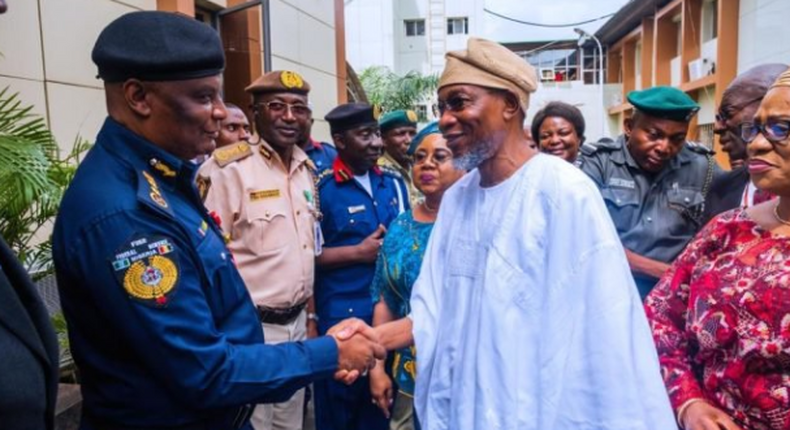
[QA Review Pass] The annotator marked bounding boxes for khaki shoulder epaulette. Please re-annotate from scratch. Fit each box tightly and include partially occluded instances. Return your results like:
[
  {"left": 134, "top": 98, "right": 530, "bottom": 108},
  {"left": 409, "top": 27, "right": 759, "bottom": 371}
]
[{"left": 213, "top": 142, "right": 253, "bottom": 167}]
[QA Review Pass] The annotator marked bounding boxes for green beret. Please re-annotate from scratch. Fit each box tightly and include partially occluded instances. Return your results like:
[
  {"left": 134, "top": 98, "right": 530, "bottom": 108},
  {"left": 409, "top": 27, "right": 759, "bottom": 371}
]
[
  {"left": 627, "top": 86, "right": 700, "bottom": 122},
  {"left": 246, "top": 70, "right": 311, "bottom": 95},
  {"left": 379, "top": 110, "right": 418, "bottom": 133},
  {"left": 92, "top": 11, "right": 224, "bottom": 83}
]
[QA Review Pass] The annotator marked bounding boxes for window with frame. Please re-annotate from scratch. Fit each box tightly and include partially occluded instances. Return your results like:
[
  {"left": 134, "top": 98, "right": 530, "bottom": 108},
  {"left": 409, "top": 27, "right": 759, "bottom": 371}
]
[
  {"left": 447, "top": 17, "right": 468, "bottom": 35},
  {"left": 404, "top": 19, "right": 426, "bottom": 37}
]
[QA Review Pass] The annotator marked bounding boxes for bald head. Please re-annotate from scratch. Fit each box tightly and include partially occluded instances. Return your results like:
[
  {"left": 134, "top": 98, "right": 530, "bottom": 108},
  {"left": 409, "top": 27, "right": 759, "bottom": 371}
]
[{"left": 715, "top": 63, "right": 789, "bottom": 168}]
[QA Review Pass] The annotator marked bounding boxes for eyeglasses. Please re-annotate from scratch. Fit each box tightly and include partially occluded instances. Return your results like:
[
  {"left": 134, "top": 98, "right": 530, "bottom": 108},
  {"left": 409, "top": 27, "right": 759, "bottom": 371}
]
[
  {"left": 715, "top": 97, "right": 763, "bottom": 124},
  {"left": 433, "top": 96, "right": 471, "bottom": 117},
  {"left": 255, "top": 101, "right": 312, "bottom": 118},
  {"left": 739, "top": 121, "right": 790, "bottom": 145},
  {"left": 413, "top": 149, "right": 453, "bottom": 165}
]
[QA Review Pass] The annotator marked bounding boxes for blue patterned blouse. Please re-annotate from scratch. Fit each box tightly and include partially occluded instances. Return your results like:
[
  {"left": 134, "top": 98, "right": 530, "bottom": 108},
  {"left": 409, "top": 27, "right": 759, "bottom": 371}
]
[{"left": 370, "top": 210, "right": 434, "bottom": 397}]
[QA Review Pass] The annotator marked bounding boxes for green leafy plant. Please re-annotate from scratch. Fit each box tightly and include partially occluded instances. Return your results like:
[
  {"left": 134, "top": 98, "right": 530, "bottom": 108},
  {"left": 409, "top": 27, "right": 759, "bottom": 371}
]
[
  {"left": 358, "top": 66, "right": 439, "bottom": 121},
  {"left": 0, "top": 87, "right": 91, "bottom": 278}
]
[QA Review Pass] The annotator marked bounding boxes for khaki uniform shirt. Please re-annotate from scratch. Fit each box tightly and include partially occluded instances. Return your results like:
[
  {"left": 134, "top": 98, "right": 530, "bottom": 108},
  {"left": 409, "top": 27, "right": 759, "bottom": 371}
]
[
  {"left": 378, "top": 153, "right": 421, "bottom": 206},
  {"left": 198, "top": 141, "right": 318, "bottom": 308}
]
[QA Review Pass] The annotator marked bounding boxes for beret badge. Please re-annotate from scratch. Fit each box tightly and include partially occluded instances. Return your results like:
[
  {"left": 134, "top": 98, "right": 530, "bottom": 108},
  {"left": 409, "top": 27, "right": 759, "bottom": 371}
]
[{"left": 280, "top": 71, "right": 304, "bottom": 90}]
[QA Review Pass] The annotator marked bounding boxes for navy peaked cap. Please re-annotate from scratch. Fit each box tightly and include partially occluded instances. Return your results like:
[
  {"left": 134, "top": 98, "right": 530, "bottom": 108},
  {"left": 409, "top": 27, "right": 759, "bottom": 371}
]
[
  {"left": 325, "top": 103, "right": 380, "bottom": 134},
  {"left": 92, "top": 11, "right": 225, "bottom": 83}
]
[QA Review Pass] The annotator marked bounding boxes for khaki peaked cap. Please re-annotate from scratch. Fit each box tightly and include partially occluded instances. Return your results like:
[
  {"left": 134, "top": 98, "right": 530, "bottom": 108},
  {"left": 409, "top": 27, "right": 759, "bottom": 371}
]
[
  {"left": 245, "top": 70, "right": 311, "bottom": 95},
  {"left": 439, "top": 38, "right": 538, "bottom": 110}
]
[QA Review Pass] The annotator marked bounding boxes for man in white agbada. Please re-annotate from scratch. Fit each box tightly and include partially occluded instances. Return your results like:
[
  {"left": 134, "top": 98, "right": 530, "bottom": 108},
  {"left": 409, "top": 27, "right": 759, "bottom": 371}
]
[{"left": 357, "top": 38, "right": 677, "bottom": 430}]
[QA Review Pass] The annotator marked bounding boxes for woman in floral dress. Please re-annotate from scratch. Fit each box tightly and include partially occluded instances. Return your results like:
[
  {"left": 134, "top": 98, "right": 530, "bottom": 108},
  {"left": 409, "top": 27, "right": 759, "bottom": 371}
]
[
  {"left": 646, "top": 68, "right": 790, "bottom": 430},
  {"left": 367, "top": 123, "right": 465, "bottom": 430}
]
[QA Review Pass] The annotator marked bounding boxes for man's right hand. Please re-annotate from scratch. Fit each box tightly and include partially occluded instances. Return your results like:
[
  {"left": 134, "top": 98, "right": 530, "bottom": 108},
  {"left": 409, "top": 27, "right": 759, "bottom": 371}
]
[
  {"left": 356, "top": 224, "right": 386, "bottom": 263},
  {"left": 681, "top": 401, "right": 743, "bottom": 430},
  {"left": 328, "top": 318, "right": 386, "bottom": 383}
]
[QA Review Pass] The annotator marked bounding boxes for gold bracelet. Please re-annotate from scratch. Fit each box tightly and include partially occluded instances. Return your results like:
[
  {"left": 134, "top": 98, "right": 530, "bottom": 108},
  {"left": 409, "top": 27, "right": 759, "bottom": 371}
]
[{"left": 676, "top": 398, "right": 707, "bottom": 429}]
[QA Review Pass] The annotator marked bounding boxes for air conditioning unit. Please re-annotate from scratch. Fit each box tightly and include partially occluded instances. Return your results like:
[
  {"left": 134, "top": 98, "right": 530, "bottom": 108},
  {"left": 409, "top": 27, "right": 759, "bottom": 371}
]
[
  {"left": 688, "top": 58, "right": 714, "bottom": 81},
  {"left": 540, "top": 68, "right": 555, "bottom": 81}
]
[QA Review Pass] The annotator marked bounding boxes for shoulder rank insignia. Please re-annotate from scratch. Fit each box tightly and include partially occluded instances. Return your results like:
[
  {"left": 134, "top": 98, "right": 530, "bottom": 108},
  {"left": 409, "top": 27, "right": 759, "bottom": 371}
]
[
  {"left": 140, "top": 170, "right": 170, "bottom": 210},
  {"left": 580, "top": 138, "right": 618, "bottom": 156},
  {"left": 213, "top": 142, "right": 252, "bottom": 167},
  {"left": 149, "top": 158, "right": 177, "bottom": 178},
  {"left": 315, "top": 168, "right": 334, "bottom": 188},
  {"left": 196, "top": 175, "right": 211, "bottom": 201},
  {"left": 379, "top": 164, "right": 403, "bottom": 178},
  {"left": 111, "top": 234, "right": 179, "bottom": 308},
  {"left": 259, "top": 145, "right": 272, "bottom": 160},
  {"left": 686, "top": 141, "right": 715, "bottom": 155}
]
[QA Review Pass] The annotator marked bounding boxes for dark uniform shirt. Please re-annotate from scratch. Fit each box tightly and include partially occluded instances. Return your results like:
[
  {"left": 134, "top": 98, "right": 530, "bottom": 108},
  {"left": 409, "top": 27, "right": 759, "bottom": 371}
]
[
  {"left": 53, "top": 118, "right": 338, "bottom": 430},
  {"left": 314, "top": 157, "right": 409, "bottom": 332},
  {"left": 304, "top": 139, "right": 338, "bottom": 172},
  {"left": 580, "top": 135, "right": 720, "bottom": 296}
]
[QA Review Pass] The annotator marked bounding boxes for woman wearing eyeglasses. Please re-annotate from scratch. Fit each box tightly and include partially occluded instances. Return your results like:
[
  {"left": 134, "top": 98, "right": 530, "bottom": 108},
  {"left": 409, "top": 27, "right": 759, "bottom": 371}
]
[
  {"left": 367, "top": 122, "right": 465, "bottom": 430},
  {"left": 645, "top": 68, "right": 790, "bottom": 430}
]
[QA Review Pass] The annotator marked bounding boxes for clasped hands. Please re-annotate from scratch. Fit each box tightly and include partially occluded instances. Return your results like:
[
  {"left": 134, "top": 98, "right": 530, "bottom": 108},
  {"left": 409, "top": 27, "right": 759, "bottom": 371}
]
[{"left": 328, "top": 318, "right": 386, "bottom": 385}]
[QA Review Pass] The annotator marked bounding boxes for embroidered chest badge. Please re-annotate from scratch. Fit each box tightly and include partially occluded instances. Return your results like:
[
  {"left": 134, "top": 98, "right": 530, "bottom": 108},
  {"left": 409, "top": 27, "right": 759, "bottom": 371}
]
[
  {"left": 250, "top": 189, "right": 281, "bottom": 201},
  {"left": 111, "top": 235, "right": 179, "bottom": 307}
]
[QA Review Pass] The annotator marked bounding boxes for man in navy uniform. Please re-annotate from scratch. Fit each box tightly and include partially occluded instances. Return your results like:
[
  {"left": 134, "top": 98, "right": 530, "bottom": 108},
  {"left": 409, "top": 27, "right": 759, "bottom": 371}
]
[
  {"left": 313, "top": 103, "right": 410, "bottom": 430},
  {"left": 301, "top": 118, "right": 338, "bottom": 172},
  {"left": 53, "top": 11, "right": 384, "bottom": 430},
  {"left": 580, "top": 86, "right": 720, "bottom": 298}
]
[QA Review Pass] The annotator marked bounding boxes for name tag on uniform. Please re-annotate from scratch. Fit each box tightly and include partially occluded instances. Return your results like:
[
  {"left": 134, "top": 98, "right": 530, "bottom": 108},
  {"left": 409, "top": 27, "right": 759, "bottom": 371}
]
[
  {"left": 348, "top": 205, "right": 366, "bottom": 214},
  {"left": 250, "top": 189, "right": 280, "bottom": 201},
  {"left": 608, "top": 178, "right": 635, "bottom": 189}
]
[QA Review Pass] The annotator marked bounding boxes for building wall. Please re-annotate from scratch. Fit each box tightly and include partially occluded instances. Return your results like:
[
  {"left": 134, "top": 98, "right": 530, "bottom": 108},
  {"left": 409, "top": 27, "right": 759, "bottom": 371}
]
[
  {"left": 344, "top": 0, "right": 396, "bottom": 75},
  {"left": 269, "top": 0, "right": 341, "bottom": 140},
  {"left": 738, "top": 0, "right": 790, "bottom": 73},
  {"left": 528, "top": 81, "right": 612, "bottom": 143},
  {"left": 345, "top": 0, "right": 483, "bottom": 76},
  {"left": 0, "top": 0, "right": 343, "bottom": 149}
]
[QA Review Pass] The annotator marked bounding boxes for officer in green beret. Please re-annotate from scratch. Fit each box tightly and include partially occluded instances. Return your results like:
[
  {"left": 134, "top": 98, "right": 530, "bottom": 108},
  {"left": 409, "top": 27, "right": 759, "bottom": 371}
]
[
  {"left": 580, "top": 86, "right": 722, "bottom": 299},
  {"left": 377, "top": 110, "right": 420, "bottom": 205}
]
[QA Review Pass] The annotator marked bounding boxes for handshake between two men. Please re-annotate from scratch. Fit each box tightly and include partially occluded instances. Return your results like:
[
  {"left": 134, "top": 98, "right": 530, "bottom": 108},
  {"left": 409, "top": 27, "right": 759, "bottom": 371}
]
[{"left": 327, "top": 318, "right": 387, "bottom": 385}]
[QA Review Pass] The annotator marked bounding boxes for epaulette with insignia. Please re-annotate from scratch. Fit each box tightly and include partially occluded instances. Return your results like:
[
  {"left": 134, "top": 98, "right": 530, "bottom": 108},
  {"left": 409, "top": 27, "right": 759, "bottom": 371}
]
[
  {"left": 196, "top": 175, "right": 211, "bottom": 202},
  {"left": 213, "top": 142, "right": 252, "bottom": 167},
  {"left": 580, "top": 138, "right": 618, "bottom": 156},
  {"left": 379, "top": 164, "right": 403, "bottom": 178},
  {"left": 315, "top": 168, "right": 334, "bottom": 188},
  {"left": 686, "top": 141, "right": 715, "bottom": 155}
]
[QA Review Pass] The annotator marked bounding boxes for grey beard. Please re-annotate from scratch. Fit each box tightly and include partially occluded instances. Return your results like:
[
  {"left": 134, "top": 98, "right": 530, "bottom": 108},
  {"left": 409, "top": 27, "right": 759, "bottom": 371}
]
[{"left": 451, "top": 138, "right": 497, "bottom": 170}]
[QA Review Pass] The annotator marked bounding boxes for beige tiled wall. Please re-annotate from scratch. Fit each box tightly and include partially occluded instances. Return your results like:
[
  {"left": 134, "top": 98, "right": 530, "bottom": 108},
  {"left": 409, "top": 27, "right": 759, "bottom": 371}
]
[
  {"left": 0, "top": 0, "right": 341, "bottom": 147},
  {"left": 0, "top": 0, "right": 154, "bottom": 149},
  {"left": 272, "top": 0, "right": 340, "bottom": 142}
]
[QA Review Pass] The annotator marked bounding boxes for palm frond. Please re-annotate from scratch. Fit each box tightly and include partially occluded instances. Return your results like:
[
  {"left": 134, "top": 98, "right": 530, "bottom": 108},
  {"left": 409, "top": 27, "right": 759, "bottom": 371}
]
[{"left": 0, "top": 87, "right": 91, "bottom": 273}]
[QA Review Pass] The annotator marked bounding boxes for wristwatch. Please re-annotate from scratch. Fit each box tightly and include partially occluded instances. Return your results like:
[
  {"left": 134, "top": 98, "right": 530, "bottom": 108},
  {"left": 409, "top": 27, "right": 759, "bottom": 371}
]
[{"left": 307, "top": 312, "right": 319, "bottom": 323}]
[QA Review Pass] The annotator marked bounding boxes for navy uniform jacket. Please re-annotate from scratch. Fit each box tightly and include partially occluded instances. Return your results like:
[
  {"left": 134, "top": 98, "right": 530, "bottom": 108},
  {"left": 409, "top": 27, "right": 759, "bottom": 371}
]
[
  {"left": 53, "top": 118, "right": 338, "bottom": 430},
  {"left": 314, "top": 158, "right": 409, "bottom": 332},
  {"left": 304, "top": 139, "right": 338, "bottom": 172},
  {"left": 579, "top": 135, "right": 720, "bottom": 295},
  {"left": 0, "top": 236, "right": 59, "bottom": 430}
]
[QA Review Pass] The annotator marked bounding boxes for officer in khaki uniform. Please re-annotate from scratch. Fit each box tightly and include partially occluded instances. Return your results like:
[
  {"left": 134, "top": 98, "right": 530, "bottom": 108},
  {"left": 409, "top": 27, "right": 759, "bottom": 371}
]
[
  {"left": 198, "top": 70, "right": 320, "bottom": 430},
  {"left": 377, "top": 110, "right": 420, "bottom": 205},
  {"left": 580, "top": 86, "right": 721, "bottom": 298}
]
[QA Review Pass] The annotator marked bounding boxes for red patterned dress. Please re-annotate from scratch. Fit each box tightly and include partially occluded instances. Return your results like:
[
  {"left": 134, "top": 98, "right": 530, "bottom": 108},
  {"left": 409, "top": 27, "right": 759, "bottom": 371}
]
[{"left": 645, "top": 209, "right": 790, "bottom": 430}]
